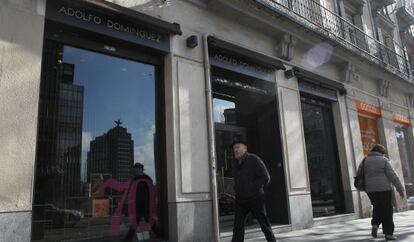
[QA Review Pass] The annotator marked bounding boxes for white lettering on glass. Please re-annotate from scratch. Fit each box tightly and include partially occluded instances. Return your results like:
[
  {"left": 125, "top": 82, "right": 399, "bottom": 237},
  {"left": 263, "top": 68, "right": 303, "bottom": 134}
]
[{"left": 58, "top": 6, "right": 162, "bottom": 43}]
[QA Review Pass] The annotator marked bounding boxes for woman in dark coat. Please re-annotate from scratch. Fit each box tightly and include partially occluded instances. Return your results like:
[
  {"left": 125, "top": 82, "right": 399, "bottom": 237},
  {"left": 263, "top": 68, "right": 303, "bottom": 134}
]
[{"left": 357, "top": 144, "right": 405, "bottom": 241}]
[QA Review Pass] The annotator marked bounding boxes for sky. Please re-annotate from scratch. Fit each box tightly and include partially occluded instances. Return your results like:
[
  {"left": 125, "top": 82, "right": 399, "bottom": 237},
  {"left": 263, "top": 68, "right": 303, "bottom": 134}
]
[
  {"left": 63, "top": 45, "right": 157, "bottom": 182},
  {"left": 213, "top": 98, "right": 235, "bottom": 123}
]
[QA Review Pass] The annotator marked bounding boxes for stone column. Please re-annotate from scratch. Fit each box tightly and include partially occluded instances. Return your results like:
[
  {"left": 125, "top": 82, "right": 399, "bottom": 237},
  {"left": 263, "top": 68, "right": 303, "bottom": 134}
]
[
  {"left": 343, "top": 95, "right": 372, "bottom": 217},
  {"left": 164, "top": 35, "right": 214, "bottom": 241},
  {"left": 276, "top": 69, "right": 313, "bottom": 229},
  {"left": 0, "top": 1, "right": 45, "bottom": 241},
  {"left": 332, "top": 93, "right": 359, "bottom": 215}
]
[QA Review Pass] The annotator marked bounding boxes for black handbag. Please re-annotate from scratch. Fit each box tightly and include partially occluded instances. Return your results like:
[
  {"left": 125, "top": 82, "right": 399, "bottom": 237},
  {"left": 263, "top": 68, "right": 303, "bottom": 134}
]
[{"left": 354, "top": 158, "right": 366, "bottom": 191}]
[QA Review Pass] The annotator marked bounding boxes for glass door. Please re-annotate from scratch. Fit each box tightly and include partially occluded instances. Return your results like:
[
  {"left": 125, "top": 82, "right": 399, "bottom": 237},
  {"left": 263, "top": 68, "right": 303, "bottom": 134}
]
[
  {"left": 211, "top": 72, "right": 289, "bottom": 234},
  {"left": 301, "top": 96, "right": 345, "bottom": 217}
]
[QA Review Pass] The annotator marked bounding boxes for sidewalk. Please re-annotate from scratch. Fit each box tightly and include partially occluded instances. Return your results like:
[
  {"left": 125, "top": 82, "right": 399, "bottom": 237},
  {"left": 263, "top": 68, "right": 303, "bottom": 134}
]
[{"left": 244, "top": 210, "right": 414, "bottom": 242}]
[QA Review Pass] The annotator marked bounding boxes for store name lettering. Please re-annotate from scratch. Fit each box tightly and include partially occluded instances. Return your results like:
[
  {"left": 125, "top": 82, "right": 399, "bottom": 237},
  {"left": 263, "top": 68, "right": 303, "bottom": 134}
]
[
  {"left": 357, "top": 102, "right": 380, "bottom": 115},
  {"left": 393, "top": 113, "right": 411, "bottom": 125},
  {"left": 58, "top": 6, "right": 162, "bottom": 43},
  {"left": 213, "top": 54, "right": 272, "bottom": 74}
]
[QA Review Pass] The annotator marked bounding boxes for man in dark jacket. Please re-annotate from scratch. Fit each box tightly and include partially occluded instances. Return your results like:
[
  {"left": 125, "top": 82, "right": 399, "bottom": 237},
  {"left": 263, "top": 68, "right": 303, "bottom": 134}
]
[{"left": 231, "top": 140, "right": 276, "bottom": 242}]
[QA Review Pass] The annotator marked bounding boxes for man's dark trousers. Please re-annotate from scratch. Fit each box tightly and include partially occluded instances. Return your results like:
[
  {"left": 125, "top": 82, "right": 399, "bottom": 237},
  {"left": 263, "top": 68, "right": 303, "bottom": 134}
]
[
  {"left": 232, "top": 194, "right": 276, "bottom": 242},
  {"left": 367, "top": 191, "right": 394, "bottom": 235}
]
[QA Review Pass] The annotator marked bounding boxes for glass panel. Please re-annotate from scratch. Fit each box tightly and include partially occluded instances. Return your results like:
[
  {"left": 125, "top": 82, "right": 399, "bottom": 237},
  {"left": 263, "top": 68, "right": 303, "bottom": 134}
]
[
  {"left": 33, "top": 43, "right": 161, "bottom": 241},
  {"left": 358, "top": 115, "right": 380, "bottom": 155},
  {"left": 301, "top": 97, "right": 344, "bottom": 217},
  {"left": 213, "top": 98, "right": 236, "bottom": 124},
  {"left": 212, "top": 75, "right": 288, "bottom": 234},
  {"left": 395, "top": 125, "right": 414, "bottom": 197}
]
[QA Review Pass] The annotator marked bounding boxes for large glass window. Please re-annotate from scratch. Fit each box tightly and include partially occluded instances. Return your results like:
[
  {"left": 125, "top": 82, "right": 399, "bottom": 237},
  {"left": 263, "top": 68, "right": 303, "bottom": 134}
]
[
  {"left": 395, "top": 125, "right": 414, "bottom": 197},
  {"left": 358, "top": 115, "right": 380, "bottom": 156},
  {"left": 32, "top": 42, "right": 163, "bottom": 242},
  {"left": 301, "top": 96, "right": 344, "bottom": 217},
  {"left": 211, "top": 71, "right": 289, "bottom": 234}
]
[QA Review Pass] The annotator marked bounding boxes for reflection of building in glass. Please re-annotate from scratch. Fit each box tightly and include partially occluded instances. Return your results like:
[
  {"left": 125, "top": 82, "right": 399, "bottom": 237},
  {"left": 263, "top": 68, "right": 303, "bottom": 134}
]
[
  {"left": 87, "top": 121, "right": 134, "bottom": 183},
  {"left": 34, "top": 60, "right": 84, "bottom": 209},
  {"left": 223, "top": 108, "right": 236, "bottom": 125},
  {"left": 58, "top": 80, "right": 84, "bottom": 198}
]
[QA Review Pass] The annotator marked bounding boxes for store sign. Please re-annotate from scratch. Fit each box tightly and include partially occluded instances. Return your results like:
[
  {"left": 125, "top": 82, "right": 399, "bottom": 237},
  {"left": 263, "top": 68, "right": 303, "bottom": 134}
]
[
  {"left": 356, "top": 101, "right": 381, "bottom": 116},
  {"left": 298, "top": 81, "right": 337, "bottom": 101},
  {"left": 210, "top": 50, "right": 275, "bottom": 82},
  {"left": 393, "top": 113, "right": 411, "bottom": 126},
  {"left": 212, "top": 76, "right": 269, "bottom": 95},
  {"left": 46, "top": 0, "right": 170, "bottom": 52}
]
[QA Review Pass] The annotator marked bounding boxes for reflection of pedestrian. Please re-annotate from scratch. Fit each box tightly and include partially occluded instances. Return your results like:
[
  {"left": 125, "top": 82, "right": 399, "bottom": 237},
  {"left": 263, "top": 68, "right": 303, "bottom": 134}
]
[
  {"left": 358, "top": 144, "right": 405, "bottom": 241},
  {"left": 123, "top": 163, "right": 154, "bottom": 241},
  {"left": 231, "top": 140, "right": 276, "bottom": 242}
]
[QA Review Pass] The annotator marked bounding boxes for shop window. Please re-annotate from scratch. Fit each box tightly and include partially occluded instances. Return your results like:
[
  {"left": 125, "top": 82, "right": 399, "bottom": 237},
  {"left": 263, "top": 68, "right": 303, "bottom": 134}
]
[
  {"left": 358, "top": 115, "right": 381, "bottom": 155},
  {"left": 32, "top": 42, "right": 164, "bottom": 242},
  {"left": 356, "top": 101, "right": 381, "bottom": 155},
  {"left": 395, "top": 124, "right": 414, "bottom": 197}
]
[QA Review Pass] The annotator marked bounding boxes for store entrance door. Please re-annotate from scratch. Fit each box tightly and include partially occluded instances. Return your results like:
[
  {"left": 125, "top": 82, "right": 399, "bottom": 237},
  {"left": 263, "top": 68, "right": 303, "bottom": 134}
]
[
  {"left": 212, "top": 73, "right": 289, "bottom": 233},
  {"left": 301, "top": 96, "right": 345, "bottom": 217}
]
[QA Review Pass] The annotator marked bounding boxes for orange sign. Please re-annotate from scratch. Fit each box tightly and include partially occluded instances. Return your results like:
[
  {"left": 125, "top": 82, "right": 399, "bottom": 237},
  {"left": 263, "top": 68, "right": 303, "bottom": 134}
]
[
  {"left": 92, "top": 198, "right": 109, "bottom": 218},
  {"left": 356, "top": 101, "right": 381, "bottom": 117},
  {"left": 392, "top": 113, "right": 411, "bottom": 126}
]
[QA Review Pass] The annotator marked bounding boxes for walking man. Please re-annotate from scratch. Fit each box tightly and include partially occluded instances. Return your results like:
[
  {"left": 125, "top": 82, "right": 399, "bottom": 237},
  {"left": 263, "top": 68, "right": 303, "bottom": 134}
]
[{"left": 231, "top": 139, "right": 276, "bottom": 242}]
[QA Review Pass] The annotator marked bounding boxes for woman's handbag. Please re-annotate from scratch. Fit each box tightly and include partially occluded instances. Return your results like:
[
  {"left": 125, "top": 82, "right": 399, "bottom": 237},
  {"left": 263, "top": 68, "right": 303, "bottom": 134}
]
[{"left": 354, "top": 158, "right": 366, "bottom": 191}]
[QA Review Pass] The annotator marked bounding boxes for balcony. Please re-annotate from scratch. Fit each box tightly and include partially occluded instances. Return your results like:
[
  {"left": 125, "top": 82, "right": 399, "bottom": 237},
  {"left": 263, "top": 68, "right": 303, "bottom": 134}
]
[
  {"left": 370, "top": 0, "right": 396, "bottom": 12},
  {"left": 255, "top": 0, "right": 411, "bottom": 82},
  {"left": 396, "top": 0, "right": 414, "bottom": 31}
]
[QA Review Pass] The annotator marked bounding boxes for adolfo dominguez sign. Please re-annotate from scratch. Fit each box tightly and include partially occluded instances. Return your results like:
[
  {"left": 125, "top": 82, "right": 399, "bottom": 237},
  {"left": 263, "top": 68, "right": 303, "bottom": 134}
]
[
  {"left": 209, "top": 49, "right": 275, "bottom": 82},
  {"left": 46, "top": 0, "right": 170, "bottom": 52},
  {"left": 58, "top": 6, "right": 163, "bottom": 42}
]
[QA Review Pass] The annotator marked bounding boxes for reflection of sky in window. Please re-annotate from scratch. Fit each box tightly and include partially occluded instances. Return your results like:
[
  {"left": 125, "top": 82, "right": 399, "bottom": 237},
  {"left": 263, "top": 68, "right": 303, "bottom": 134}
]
[
  {"left": 63, "top": 46, "right": 156, "bottom": 182},
  {"left": 213, "top": 98, "right": 235, "bottom": 123}
]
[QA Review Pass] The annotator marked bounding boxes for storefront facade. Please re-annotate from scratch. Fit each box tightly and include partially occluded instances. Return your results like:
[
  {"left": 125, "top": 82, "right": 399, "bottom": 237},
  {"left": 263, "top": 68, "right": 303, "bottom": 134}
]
[{"left": 1, "top": 0, "right": 414, "bottom": 241}]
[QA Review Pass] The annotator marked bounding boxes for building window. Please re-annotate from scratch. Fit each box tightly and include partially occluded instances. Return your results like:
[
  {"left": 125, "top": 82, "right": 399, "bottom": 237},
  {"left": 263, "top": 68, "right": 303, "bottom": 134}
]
[{"left": 339, "top": 0, "right": 368, "bottom": 50}]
